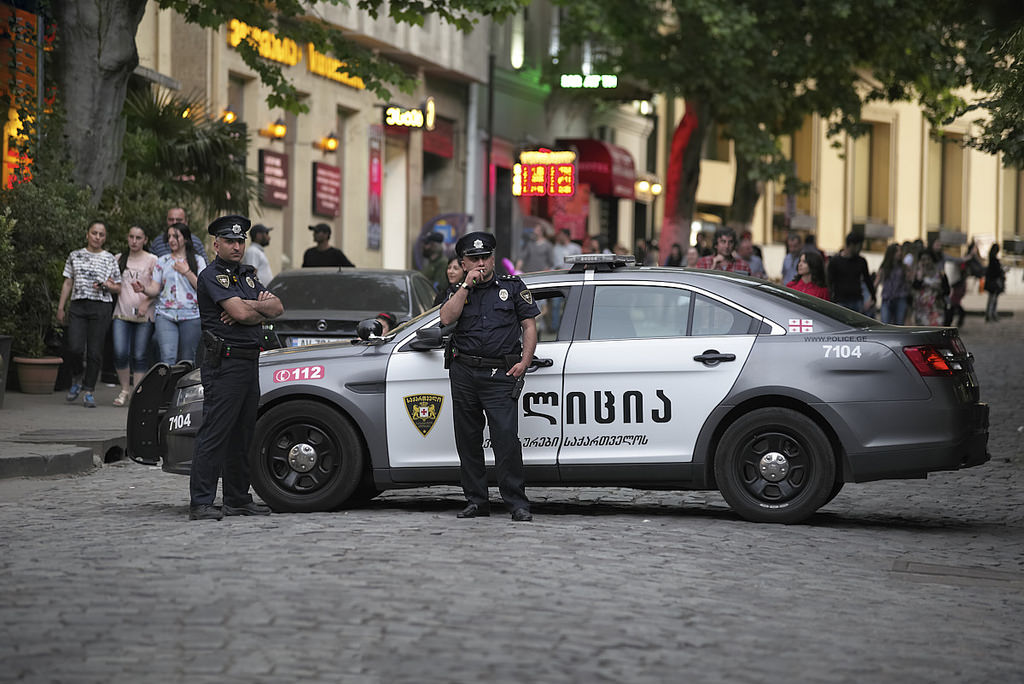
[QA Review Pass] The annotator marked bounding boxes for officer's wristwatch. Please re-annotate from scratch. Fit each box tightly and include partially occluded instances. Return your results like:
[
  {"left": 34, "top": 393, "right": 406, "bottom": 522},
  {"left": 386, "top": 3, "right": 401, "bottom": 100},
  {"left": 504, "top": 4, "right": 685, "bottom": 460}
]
[{"left": 460, "top": 281, "right": 470, "bottom": 290}]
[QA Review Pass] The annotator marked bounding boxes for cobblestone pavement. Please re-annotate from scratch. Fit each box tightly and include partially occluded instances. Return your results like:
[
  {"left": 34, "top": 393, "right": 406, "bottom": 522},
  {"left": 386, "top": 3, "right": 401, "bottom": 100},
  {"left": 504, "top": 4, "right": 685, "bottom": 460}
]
[{"left": 1, "top": 317, "right": 1022, "bottom": 684}]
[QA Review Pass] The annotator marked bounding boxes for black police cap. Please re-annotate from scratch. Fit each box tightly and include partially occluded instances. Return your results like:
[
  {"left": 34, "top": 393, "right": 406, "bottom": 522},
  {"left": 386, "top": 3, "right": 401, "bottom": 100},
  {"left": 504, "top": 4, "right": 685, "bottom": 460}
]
[
  {"left": 456, "top": 231, "right": 496, "bottom": 257},
  {"left": 208, "top": 215, "right": 251, "bottom": 240}
]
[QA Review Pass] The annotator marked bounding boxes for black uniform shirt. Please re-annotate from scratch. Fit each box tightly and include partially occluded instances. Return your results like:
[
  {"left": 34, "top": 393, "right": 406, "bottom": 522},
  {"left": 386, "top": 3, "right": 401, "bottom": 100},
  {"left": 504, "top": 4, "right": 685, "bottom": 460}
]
[
  {"left": 453, "top": 274, "right": 540, "bottom": 357},
  {"left": 197, "top": 256, "right": 267, "bottom": 347}
]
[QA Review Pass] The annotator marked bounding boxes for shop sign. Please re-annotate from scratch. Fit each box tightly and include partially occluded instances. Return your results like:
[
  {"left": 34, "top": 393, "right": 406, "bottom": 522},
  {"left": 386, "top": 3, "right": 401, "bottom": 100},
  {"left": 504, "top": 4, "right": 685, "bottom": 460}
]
[
  {"left": 312, "top": 162, "right": 341, "bottom": 217},
  {"left": 384, "top": 97, "right": 436, "bottom": 130},
  {"left": 307, "top": 44, "right": 365, "bottom": 89},
  {"left": 560, "top": 74, "right": 618, "bottom": 89},
  {"left": 259, "top": 150, "right": 289, "bottom": 206},
  {"left": 227, "top": 19, "right": 301, "bottom": 66},
  {"left": 512, "top": 149, "right": 576, "bottom": 197}
]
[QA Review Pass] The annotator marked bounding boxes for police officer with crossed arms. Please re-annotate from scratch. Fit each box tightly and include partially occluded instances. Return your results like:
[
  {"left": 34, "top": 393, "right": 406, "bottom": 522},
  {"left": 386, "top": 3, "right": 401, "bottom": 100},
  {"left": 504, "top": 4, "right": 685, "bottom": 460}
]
[
  {"left": 440, "top": 232, "right": 540, "bottom": 521},
  {"left": 189, "top": 215, "right": 284, "bottom": 521}
]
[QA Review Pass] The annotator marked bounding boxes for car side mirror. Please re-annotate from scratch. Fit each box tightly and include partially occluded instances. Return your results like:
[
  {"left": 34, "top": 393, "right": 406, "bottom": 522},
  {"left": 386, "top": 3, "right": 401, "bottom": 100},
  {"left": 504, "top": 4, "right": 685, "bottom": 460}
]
[
  {"left": 407, "top": 322, "right": 455, "bottom": 351},
  {"left": 357, "top": 318, "right": 383, "bottom": 340}
]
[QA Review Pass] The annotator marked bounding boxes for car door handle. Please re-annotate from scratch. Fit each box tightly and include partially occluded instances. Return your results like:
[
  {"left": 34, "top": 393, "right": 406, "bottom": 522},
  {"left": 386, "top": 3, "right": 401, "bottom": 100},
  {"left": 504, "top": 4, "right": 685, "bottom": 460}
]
[
  {"left": 528, "top": 357, "right": 553, "bottom": 372},
  {"left": 693, "top": 350, "right": 736, "bottom": 366}
]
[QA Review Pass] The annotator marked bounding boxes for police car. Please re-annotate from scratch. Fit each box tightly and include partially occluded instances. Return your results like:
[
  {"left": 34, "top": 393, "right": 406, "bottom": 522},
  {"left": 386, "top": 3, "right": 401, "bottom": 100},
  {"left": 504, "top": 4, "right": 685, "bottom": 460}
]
[{"left": 127, "top": 254, "right": 990, "bottom": 523}]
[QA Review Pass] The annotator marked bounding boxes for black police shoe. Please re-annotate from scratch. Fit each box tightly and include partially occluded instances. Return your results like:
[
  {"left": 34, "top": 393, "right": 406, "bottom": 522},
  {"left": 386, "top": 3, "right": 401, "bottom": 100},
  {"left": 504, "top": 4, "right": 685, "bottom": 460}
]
[
  {"left": 189, "top": 504, "right": 223, "bottom": 521},
  {"left": 456, "top": 503, "right": 490, "bottom": 518},
  {"left": 510, "top": 508, "right": 533, "bottom": 522},
  {"left": 223, "top": 502, "right": 272, "bottom": 516}
]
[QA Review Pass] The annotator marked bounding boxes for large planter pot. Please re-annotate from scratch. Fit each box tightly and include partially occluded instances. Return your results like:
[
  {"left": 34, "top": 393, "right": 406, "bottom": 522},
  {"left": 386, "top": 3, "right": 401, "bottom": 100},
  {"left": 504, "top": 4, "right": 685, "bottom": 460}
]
[{"left": 13, "top": 356, "right": 62, "bottom": 394}]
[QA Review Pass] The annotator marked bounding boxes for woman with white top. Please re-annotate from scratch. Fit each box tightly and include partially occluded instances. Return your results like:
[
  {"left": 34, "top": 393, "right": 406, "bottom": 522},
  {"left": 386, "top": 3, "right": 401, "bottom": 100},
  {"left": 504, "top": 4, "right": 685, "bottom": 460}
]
[
  {"left": 56, "top": 220, "right": 122, "bottom": 408},
  {"left": 143, "top": 222, "right": 206, "bottom": 366},
  {"left": 111, "top": 226, "right": 158, "bottom": 406}
]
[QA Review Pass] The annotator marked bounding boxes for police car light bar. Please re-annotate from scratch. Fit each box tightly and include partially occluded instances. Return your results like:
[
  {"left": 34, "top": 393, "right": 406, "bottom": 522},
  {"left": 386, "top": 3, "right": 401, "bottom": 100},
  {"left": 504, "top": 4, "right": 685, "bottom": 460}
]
[{"left": 565, "top": 253, "right": 635, "bottom": 273}]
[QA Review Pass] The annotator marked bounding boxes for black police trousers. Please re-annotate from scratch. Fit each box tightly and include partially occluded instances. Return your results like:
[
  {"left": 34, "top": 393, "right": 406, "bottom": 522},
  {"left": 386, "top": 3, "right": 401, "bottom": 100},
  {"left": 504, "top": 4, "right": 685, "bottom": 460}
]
[
  {"left": 189, "top": 355, "right": 259, "bottom": 506},
  {"left": 449, "top": 360, "right": 529, "bottom": 511}
]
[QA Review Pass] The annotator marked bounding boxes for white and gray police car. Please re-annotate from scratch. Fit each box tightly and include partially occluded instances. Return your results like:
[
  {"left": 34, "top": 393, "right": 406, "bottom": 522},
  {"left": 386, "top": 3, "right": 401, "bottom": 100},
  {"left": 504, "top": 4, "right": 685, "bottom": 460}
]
[{"left": 127, "top": 254, "right": 990, "bottom": 523}]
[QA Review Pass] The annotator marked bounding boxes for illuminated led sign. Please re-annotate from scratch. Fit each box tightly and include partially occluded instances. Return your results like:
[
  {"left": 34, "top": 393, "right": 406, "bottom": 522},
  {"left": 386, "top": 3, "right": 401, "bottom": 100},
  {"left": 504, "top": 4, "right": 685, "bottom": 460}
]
[
  {"left": 307, "top": 44, "right": 365, "bottom": 89},
  {"left": 560, "top": 74, "right": 618, "bottom": 89},
  {"left": 512, "top": 148, "right": 576, "bottom": 197},
  {"left": 383, "top": 97, "right": 436, "bottom": 130},
  {"left": 227, "top": 19, "right": 301, "bottom": 66}
]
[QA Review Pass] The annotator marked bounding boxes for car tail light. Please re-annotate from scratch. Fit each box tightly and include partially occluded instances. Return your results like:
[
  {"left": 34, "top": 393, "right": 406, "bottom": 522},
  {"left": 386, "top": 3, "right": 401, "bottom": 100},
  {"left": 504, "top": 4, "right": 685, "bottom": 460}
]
[{"left": 903, "top": 345, "right": 953, "bottom": 376}]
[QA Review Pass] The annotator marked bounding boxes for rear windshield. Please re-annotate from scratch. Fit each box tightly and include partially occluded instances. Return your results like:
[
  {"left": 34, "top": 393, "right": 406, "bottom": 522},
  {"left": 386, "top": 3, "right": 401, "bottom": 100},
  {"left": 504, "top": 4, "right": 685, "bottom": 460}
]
[
  {"left": 269, "top": 273, "right": 411, "bottom": 313},
  {"left": 754, "top": 281, "right": 884, "bottom": 328}
]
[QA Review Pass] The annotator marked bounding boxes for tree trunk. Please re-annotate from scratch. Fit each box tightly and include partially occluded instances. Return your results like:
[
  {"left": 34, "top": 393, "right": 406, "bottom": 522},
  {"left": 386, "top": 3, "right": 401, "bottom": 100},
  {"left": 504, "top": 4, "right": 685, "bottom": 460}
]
[
  {"left": 51, "top": 0, "right": 148, "bottom": 203},
  {"left": 729, "top": 152, "right": 762, "bottom": 228},
  {"left": 658, "top": 97, "right": 711, "bottom": 260}
]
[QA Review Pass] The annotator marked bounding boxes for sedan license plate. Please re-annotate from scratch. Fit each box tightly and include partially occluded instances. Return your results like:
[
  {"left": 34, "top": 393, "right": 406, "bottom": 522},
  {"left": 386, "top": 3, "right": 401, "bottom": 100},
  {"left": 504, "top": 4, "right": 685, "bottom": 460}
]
[{"left": 287, "top": 336, "right": 332, "bottom": 347}]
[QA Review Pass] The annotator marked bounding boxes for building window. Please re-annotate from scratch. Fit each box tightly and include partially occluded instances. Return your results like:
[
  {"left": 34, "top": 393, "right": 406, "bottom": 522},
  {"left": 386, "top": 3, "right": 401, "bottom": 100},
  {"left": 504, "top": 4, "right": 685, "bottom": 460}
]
[
  {"left": 926, "top": 132, "right": 963, "bottom": 231},
  {"left": 851, "top": 121, "right": 891, "bottom": 224},
  {"left": 1000, "top": 164, "right": 1024, "bottom": 240},
  {"left": 700, "top": 123, "right": 730, "bottom": 162}
]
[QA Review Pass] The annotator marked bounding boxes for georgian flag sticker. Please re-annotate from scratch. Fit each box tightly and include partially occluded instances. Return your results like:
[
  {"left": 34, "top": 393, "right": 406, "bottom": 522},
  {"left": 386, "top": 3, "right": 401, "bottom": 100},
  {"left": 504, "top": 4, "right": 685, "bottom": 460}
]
[{"left": 788, "top": 318, "right": 814, "bottom": 333}]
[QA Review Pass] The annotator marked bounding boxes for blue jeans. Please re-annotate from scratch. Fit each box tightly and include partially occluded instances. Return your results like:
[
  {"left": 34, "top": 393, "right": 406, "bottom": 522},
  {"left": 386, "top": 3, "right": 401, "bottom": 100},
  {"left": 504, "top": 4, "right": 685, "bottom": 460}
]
[
  {"left": 154, "top": 315, "right": 201, "bottom": 365},
  {"left": 112, "top": 318, "right": 154, "bottom": 374},
  {"left": 880, "top": 297, "right": 908, "bottom": 325}
]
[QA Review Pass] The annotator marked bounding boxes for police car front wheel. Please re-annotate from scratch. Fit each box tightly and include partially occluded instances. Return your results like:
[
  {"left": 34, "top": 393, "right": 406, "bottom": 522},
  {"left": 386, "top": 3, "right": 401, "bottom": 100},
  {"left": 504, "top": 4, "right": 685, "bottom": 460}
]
[
  {"left": 713, "top": 407, "right": 836, "bottom": 524},
  {"left": 250, "top": 400, "right": 367, "bottom": 513}
]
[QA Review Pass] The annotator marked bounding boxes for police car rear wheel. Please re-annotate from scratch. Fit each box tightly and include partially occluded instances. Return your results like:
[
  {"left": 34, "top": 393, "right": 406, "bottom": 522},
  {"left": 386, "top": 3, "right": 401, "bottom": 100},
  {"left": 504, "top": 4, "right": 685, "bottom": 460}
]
[
  {"left": 251, "top": 401, "right": 366, "bottom": 513},
  {"left": 714, "top": 408, "right": 835, "bottom": 524}
]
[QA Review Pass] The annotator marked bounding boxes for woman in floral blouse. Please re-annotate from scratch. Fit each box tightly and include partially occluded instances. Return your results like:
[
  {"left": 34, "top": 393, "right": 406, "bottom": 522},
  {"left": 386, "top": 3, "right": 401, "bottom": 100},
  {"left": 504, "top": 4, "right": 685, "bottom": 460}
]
[{"left": 143, "top": 223, "right": 206, "bottom": 365}]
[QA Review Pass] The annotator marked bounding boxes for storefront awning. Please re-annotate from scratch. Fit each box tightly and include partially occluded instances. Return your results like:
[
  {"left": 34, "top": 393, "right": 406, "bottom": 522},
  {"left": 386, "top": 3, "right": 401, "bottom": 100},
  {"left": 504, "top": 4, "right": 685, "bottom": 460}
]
[{"left": 556, "top": 138, "right": 636, "bottom": 199}]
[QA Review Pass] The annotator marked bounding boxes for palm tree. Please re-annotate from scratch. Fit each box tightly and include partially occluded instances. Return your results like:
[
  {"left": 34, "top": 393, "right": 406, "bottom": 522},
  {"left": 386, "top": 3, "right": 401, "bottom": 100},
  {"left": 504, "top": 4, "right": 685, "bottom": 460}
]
[{"left": 120, "top": 87, "right": 256, "bottom": 222}]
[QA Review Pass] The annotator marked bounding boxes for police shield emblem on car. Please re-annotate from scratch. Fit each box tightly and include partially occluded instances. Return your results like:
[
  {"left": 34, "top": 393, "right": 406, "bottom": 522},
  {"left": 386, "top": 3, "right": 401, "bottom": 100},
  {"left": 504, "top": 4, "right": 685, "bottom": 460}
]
[{"left": 128, "top": 254, "right": 990, "bottom": 524}]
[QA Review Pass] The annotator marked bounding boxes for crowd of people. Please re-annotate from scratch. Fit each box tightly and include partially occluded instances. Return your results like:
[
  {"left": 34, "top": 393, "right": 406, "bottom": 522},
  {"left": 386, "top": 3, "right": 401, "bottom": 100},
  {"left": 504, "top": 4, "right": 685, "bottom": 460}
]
[{"left": 56, "top": 207, "right": 361, "bottom": 408}]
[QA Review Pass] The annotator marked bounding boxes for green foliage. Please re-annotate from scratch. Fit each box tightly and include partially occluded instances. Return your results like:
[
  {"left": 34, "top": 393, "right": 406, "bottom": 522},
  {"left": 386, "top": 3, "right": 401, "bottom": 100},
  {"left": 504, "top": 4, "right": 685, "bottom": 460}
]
[
  {"left": 0, "top": 208, "right": 23, "bottom": 336},
  {"left": 0, "top": 129, "right": 93, "bottom": 356},
  {"left": 100, "top": 87, "right": 255, "bottom": 233},
  {"left": 156, "top": 0, "right": 527, "bottom": 113}
]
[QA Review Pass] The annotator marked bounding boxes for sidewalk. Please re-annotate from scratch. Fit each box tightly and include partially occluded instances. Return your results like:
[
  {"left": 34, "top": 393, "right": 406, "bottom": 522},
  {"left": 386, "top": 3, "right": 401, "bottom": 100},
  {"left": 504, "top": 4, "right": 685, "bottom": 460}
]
[
  {"left": 1, "top": 292, "right": 1021, "bottom": 480},
  {"left": 0, "top": 383, "right": 129, "bottom": 479}
]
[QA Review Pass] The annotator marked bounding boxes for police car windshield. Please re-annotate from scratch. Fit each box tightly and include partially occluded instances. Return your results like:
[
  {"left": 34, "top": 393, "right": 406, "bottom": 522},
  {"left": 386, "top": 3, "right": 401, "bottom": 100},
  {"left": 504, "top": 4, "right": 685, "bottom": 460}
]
[{"left": 268, "top": 272, "right": 410, "bottom": 313}]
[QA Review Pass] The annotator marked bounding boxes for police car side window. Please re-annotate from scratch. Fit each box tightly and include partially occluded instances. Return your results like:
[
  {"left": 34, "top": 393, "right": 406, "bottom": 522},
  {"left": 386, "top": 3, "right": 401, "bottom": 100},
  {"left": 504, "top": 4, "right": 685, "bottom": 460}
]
[
  {"left": 590, "top": 285, "right": 690, "bottom": 340},
  {"left": 532, "top": 290, "right": 566, "bottom": 343},
  {"left": 691, "top": 294, "right": 755, "bottom": 336}
]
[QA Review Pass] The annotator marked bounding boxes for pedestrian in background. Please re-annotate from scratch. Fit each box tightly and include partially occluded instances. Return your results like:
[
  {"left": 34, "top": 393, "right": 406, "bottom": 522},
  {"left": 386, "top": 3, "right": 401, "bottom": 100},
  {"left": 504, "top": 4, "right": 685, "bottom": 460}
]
[
  {"left": 240, "top": 223, "right": 274, "bottom": 284},
  {"left": 911, "top": 251, "right": 948, "bottom": 326},
  {"left": 189, "top": 215, "right": 283, "bottom": 521},
  {"left": 111, "top": 225, "right": 157, "bottom": 406},
  {"left": 56, "top": 220, "right": 121, "bottom": 408},
  {"left": 303, "top": 223, "right": 354, "bottom": 267},
  {"left": 984, "top": 243, "right": 1005, "bottom": 322},
  {"left": 440, "top": 231, "right": 540, "bottom": 522},
  {"left": 828, "top": 232, "right": 874, "bottom": 314},
  {"left": 150, "top": 207, "right": 208, "bottom": 262},
  {"left": 419, "top": 232, "right": 448, "bottom": 293},
  {"left": 433, "top": 256, "right": 465, "bottom": 306},
  {"left": 551, "top": 229, "right": 581, "bottom": 268},
  {"left": 695, "top": 226, "right": 751, "bottom": 274},
  {"left": 875, "top": 243, "right": 911, "bottom": 325},
  {"left": 786, "top": 251, "right": 830, "bottom": 300},
  {"left": 517, "top": 224, "right": 555, "bottom": 272},
  {"left": 664, "top": 243, "right": 684, "bottom": 266},
  {"left": 780, "top": 232, "right": 803, "bottom": 285},
  {"left": 144, "top": 223, "right": 206, "bottom": 366},
  {"left": 737, "top": 235, "right": 766, "bottom": 278}
]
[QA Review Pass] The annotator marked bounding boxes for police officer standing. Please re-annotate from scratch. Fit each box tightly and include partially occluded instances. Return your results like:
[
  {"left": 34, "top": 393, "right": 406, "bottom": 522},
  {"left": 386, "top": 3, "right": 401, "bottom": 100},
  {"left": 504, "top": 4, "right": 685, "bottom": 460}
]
[
  {"left": 439, "top": 232, "right": 540, "bottom": 522},
  {"left": 188, "top": 215, "right": 284, "bottom": 521}
]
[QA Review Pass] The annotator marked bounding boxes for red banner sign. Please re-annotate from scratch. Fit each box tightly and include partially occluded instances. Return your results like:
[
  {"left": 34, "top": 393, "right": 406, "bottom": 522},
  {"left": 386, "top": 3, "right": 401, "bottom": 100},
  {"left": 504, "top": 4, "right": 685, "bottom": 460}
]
[
  {"left": 259, "top": 150, "right": 289, "bottom": 206},
  {"left": 312, "top": 161, "right": 341, "bottom": 217}
]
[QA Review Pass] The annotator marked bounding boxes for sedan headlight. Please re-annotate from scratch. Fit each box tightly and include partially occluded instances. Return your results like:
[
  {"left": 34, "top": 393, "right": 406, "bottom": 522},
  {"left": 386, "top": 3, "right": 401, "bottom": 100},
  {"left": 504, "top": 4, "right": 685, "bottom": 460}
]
[{"left": 176, "top": 383, "right": 204, "bottom": 407}]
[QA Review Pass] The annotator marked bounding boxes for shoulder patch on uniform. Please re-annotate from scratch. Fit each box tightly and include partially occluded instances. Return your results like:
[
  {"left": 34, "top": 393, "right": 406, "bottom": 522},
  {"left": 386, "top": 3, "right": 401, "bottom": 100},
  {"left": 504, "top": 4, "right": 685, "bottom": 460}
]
[
  {"left": 520, "top": 289, "right": 533, "bottom": 305},
  {"left": 215, "top": 274, "right": 231, "bottom": 288}
]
